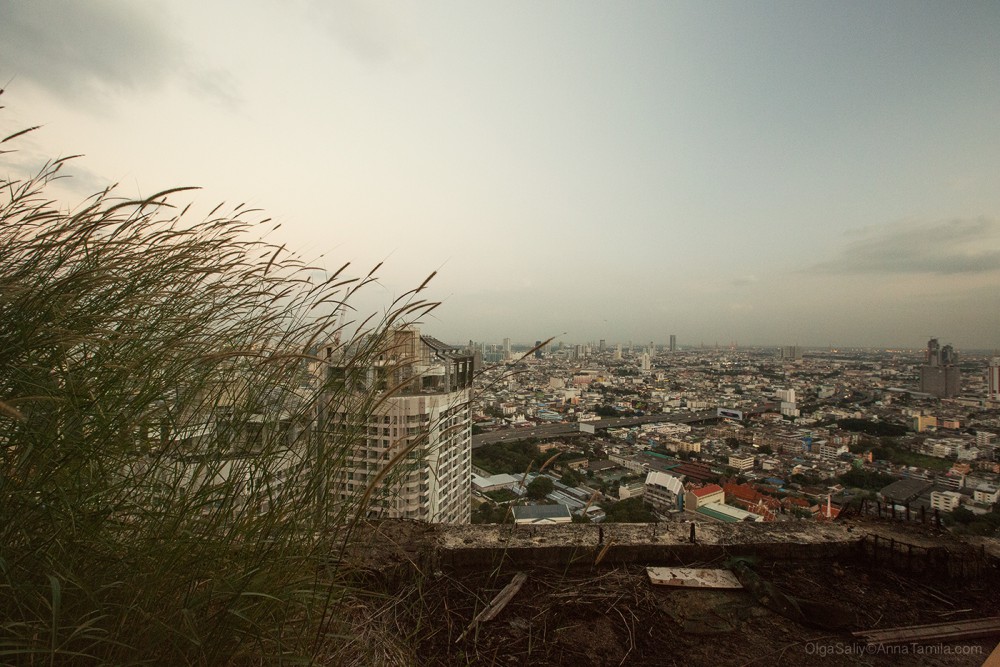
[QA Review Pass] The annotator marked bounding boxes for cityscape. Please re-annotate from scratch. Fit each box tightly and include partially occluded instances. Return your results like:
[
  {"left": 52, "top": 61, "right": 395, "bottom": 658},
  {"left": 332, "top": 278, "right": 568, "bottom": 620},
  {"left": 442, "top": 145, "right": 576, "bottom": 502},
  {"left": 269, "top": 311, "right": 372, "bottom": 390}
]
[
  {"left": 3, "top": 1, "right": 1000, "bottom": 664},
  {"left": 335, "top": 329, "right": 1000, "bottom": 533}
]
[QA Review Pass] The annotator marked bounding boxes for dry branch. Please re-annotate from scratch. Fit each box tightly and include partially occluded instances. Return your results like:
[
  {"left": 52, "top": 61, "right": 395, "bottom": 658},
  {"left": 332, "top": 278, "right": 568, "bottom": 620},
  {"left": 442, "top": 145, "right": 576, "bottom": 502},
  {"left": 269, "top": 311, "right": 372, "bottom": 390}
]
[{"left": 456, "top": 572, "right": 528, "bottom": 643}]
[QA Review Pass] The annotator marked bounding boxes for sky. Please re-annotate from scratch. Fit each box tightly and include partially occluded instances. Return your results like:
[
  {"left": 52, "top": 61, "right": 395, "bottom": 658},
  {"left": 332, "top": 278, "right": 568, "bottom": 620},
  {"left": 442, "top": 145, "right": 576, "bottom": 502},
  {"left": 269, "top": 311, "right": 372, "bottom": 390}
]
[{"left": 2, "top": 1, "right": 999, "bottom": 350}]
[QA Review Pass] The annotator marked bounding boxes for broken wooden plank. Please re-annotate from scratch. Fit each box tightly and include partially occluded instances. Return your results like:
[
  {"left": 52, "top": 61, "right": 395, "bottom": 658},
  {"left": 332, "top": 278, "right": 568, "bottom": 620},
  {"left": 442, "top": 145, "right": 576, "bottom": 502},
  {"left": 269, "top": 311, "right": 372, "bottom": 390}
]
[
  {"left": 985, "top": 637, "right": 1000, "bottom": 666},
  {"left": 853, "top": 616, "right": 1000, "bottom": 645},
  {"left": 456, "top": 572, "right": 528, "bottom": 643},
  {"left": 646, "top": 567, "right": 744, "bottom": 590}
]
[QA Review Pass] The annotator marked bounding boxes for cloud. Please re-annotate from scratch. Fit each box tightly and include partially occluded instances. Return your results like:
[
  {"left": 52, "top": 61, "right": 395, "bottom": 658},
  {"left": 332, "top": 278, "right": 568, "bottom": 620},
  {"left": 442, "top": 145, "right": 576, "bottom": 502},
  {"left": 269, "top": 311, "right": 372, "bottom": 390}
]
[
  {"left": 810, "top": 217, "right": 1000, "bottom": 275},
  {"left": 0, "top": 1, "right": 238, "bottom": 106},
  {"left": 0, "top": 127, "right": 112, "bottom": 193},
  {"left": 731, "top": 275, "right": 758, "bottom": 287},
  {"left": 306, "top": 0, "right": 414, "bottom": 65}
]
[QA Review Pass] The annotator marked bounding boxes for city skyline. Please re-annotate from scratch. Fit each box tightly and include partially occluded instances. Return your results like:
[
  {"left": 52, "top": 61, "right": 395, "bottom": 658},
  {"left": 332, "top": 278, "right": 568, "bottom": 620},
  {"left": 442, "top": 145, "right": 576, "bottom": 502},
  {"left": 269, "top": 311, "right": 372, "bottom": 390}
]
[
  {"left": 464, "top": 337, "right": 999, "bottom": 356},
  {"left": 2, "top": 1, "right": 998, "bottom": 349}
]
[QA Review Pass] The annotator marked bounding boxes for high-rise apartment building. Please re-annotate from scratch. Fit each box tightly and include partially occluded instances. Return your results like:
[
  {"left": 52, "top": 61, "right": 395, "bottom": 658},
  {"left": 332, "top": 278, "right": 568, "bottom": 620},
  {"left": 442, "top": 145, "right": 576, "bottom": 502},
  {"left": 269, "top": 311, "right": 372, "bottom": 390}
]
[
  {"left": 320, "top": 327, "right": 473, "bottom": 523},
  {"left": 640, "top": 352, "right": 651, "bottom": 372},
  {"left": 669, "top": 335, "right": 677, "bottom": 352},
  {"left": 919, "top": 337, "right": 961, "bottom": 398},
  {"left": 780, "top": 345, "right": 801, "bottom": 361},
  {"left": 987, "top": 357, "right": 1000, "bottom": 403},
  {"left": 599, "top": 339, "right": 606, "bottom": 353}
]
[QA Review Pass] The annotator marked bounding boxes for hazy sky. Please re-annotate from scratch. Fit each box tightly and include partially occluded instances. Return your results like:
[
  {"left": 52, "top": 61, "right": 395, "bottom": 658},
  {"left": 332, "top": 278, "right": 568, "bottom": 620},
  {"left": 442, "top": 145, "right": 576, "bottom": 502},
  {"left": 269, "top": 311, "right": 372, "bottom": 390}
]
[{"left": 2, "top": 1, "right": 998, "bottom": 349}]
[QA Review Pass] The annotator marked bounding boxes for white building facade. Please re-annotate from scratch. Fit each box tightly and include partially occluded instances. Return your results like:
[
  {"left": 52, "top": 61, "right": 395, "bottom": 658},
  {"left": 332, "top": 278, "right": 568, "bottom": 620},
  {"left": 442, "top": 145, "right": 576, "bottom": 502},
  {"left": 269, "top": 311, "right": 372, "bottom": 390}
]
[{"left": 322, "top": 328, "right": 474, "bottom": 523}]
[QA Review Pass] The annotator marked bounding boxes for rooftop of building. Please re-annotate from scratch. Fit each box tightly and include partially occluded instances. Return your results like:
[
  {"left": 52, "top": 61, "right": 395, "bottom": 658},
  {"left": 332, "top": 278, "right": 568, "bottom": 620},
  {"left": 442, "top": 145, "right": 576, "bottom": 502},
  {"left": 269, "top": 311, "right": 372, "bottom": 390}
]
[
  {"left": 511, "top": 504, "right": 573, "bottom": 522},
  {"left": 879, "top": 478, "right": 934, "bottom": 503},
  {"left": 691, "top": 483, "right": 724, "bottom": 498},
  {"left": 347, "top": 518, "right": 1000, "bottom": 666},
  {"left": 696, "top": 502, "right": 762, "bottom": 523}
]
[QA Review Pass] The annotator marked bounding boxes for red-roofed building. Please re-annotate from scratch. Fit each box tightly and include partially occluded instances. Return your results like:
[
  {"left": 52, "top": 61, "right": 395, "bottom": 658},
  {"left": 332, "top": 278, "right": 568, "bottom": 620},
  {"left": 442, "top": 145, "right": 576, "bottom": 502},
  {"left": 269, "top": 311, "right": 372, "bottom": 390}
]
[
  {"left": 781, "top": 496, "right": 812, "bottom": 516},
  {"left": 684, "top": 483, "right": 724, "bottom": 510},
  {"left": 723, "top": 483, "right": 780, "bottom": 521}
]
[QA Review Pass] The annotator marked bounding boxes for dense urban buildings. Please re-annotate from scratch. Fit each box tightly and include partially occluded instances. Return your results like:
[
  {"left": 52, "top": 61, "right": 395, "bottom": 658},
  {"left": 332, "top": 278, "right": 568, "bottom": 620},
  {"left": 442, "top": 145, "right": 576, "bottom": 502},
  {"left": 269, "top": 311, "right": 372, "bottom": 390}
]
[
  {"left": 465, "top": 336, "right": 999, "bottom": 531},
  {"left": 300, "top": 329, "right": 1000, "bottom": 530}
]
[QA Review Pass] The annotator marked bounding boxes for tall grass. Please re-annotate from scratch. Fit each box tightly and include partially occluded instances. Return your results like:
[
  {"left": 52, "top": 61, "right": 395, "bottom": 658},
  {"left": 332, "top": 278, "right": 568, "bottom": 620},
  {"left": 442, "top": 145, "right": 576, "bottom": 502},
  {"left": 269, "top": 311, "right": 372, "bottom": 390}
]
[{"left": 0, "top": 104, "right": 437, "bottom": 664}]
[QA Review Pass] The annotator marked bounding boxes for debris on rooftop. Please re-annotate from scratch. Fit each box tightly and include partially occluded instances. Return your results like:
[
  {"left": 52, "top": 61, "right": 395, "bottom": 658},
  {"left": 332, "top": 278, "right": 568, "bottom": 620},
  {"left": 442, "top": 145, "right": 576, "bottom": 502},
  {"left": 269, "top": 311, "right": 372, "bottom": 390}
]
[{"left": 646, "top": 567, "right": 743, "bottom": 589}]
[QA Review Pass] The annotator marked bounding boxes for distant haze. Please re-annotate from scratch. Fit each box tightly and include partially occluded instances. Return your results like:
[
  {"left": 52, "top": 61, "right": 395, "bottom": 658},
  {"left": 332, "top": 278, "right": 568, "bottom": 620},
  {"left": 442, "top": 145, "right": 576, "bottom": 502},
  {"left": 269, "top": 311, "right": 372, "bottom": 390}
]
[{"left": 2, "top": 1, "right": 998, "bottom": 349}]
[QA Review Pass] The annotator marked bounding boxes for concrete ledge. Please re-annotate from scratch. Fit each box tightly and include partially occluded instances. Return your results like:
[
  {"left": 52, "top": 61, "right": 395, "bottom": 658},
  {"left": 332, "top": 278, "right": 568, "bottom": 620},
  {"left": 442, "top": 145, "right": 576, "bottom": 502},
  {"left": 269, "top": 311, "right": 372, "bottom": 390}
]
[
  {"left": 433, "top": 521, "right": 857, "bottom": 571},
  {"left": 349, "top": 519, "right": 998, "bottom": 582},
  {"left": 427, "top": 521, "right": 997, "bottom": 578}
]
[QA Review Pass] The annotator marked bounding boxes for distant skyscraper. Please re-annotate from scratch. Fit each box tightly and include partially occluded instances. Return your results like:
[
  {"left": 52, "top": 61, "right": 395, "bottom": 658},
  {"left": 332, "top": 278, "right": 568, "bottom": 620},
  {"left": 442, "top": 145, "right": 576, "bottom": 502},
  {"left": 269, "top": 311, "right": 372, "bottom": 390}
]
[
  {"left": 776, "top": 388, "right": 796, "bottom": 403},
  {"left": 919, "top": 338, "right": 961, "bottom": 398},
  {"left": 534, "top": 340, "right": 543, "bottom": 359},
  {"left": 941, "top": 344, "right": 956, "bottom": 366},
  {"left": 780, "top": 345, "right": 801, "bottom": 361},
  {"left": 640, "top": 352, "right": 651, "bottom": 372},
  {"left": 599, "top": 339, "right": 606, "bottom": 353},
  {"left": 926, "top": 338, "right": 941, "bottom": 365},
  {"left": 987, "top": 358, "right": 999, "bottom": 403},
  {"left": 669, "top": 335, "right": 677, "bottom": 352},
  {"left": 503, "top": 337, "right": 511, "bottom": 359},
  {"left": 614, "top": 344, "right": 622, "bottom": 361}
]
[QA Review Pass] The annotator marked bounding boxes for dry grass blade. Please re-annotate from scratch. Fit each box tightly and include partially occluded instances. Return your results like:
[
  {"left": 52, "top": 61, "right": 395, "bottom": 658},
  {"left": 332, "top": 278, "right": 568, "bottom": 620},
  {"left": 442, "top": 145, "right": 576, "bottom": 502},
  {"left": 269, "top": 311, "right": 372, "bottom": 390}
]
[
  {"left": 594, "top": 539, "right": 615, "bottom": 566},
  {"left": 538, "top": 452, "right": 561, "bottom": 473},
  {"left": 2, "top": 125, "right": 39, "bottom": 143},
  {"left": 0, "top": 93, "right": 443, "bottom": 665},
  {"left": 0, "top": 399, "right": 25, "bottom": 421}
]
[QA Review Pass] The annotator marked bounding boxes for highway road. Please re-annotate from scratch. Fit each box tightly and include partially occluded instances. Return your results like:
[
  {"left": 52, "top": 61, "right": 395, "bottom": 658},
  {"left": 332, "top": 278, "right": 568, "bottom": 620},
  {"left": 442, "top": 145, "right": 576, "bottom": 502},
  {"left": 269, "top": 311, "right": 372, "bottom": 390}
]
[{"left": 471, "top": 409, "right": 718, "bottom": 448}]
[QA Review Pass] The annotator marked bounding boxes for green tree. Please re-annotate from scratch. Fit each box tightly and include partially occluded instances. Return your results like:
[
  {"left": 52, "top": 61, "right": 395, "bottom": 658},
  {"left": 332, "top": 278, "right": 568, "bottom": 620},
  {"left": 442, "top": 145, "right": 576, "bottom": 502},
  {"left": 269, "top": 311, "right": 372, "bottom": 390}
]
[
  {"left": 527, "top": 476, "right": 555, "bottom": 500},
  {"left": 600, "top": 497, "right": 655, "bottom": 523},
  {"left": 952, "top": 506, "right": 975, "bottom": 525},
  {"left": 485, "top": 405, "right": 504, "bottom": 419},
  {"left": 472, "top": 440, "right": 542, "bottom": 474},
  {"left": 838, "top": 469, "right": 896, "bottom": 491},
  {"left": 472, "top": 503, "right": 512, "bottom": 524},
  {"left": 560, "top": 471, "right": 580, "bottom": 487},
  {"left": 837, "top": 418, "right": 907, "bottom": 438}
]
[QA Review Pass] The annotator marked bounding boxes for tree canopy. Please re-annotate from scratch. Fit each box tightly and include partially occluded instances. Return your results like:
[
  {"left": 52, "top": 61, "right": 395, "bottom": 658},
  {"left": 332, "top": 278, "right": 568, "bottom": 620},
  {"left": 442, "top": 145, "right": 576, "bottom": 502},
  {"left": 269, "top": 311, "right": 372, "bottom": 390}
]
[{"left": 527, "top": 476, "right": 555, "bottom": 500}]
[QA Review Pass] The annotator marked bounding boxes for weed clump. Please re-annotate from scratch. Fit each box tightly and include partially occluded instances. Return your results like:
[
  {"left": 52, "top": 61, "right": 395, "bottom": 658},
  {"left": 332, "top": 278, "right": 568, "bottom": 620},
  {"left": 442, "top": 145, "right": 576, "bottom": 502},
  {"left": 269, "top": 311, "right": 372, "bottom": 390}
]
[{"left": 0, "top": 100, "right": 435, "bottom": 664}]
